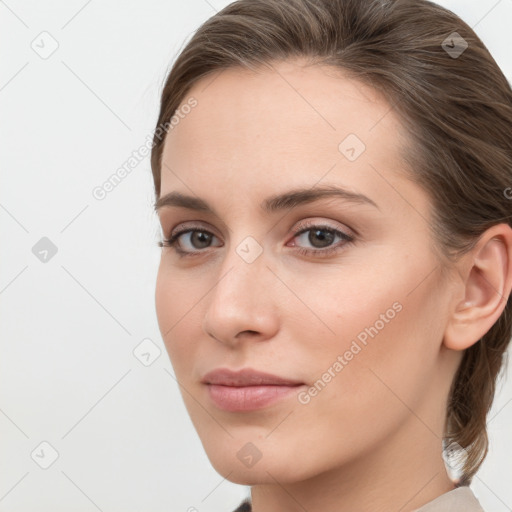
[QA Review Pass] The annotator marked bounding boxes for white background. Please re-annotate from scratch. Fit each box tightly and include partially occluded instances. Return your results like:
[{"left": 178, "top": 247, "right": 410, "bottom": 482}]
[{"left": 1, "top": 1, "right": 511, "bottom": 511}]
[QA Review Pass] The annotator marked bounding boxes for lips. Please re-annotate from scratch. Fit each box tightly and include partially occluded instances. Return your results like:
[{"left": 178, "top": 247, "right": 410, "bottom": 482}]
[
  {"left": 201, "top": 368, "right": 305, "bottom": 412},
  {"left": 201, "top": 367, "right": 304, "bottom": 387}
]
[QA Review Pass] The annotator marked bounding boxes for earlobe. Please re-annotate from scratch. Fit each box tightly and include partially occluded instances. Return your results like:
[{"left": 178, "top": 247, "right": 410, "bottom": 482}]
[{"left": 443, "top": 224, "right": 512, "bottom": 351}]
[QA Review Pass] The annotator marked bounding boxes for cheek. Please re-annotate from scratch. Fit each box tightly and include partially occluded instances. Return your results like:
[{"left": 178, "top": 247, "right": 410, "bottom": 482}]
[{"left": 292, "top": 249, "right": 445, "bottom": 410}]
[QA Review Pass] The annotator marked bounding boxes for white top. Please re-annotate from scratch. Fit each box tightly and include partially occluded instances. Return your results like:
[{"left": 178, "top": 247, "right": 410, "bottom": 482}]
[
  {"left": 413, "top": 486, "right": 484, "bottom": 511},
  {"left": 232, "top": 485, "right": 485, "bottom": 511}
]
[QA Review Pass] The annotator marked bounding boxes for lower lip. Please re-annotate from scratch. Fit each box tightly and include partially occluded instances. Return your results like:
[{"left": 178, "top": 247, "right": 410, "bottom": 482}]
[{"left": 205, "top": 384, "right": 304, "bottom": 412}]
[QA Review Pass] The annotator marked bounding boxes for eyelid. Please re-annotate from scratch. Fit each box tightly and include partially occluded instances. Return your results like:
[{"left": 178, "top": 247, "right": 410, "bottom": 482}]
[
  {"left": 168, "top": 220, "right": 220, "bottom": 239},
  {"left": 167, "top": 218, "right": 353, "bottom": 241},
  {"left": 290, "top": 218, "right": 355, "bottom": 241}
]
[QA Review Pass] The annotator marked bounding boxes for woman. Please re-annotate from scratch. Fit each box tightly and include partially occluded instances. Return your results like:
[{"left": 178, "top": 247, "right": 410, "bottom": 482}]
[{"left": 151, "top": 0, "right": 512, "bottom": 510}]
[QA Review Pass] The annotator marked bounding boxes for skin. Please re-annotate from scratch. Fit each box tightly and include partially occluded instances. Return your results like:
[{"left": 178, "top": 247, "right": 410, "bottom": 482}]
[{"left": 154, "top": 57, "right": 512, "bottom": 512}]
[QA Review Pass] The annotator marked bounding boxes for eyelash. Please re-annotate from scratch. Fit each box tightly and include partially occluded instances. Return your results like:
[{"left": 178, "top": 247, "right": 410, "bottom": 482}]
[{"left": 158, "top": 221, "right": 355, "bottom": 259}]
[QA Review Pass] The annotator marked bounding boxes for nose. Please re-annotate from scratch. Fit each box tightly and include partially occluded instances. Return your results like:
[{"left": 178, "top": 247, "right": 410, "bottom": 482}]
[{"left": 202, "top": 242, "right": 280, "bottom": 348}]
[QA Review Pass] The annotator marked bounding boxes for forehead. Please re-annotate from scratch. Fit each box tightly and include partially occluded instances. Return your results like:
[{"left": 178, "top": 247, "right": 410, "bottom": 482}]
[{"left": 161, "top": 58, "right": 408, "bottom": 196}]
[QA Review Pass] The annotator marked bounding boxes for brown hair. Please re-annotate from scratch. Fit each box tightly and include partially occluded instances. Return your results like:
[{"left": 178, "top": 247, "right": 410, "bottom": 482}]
[{"left": 150, "top": 0, "right": 512, "bottom": 484}]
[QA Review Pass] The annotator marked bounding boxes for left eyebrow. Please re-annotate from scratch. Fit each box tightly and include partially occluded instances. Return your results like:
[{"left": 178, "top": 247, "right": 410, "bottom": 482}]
[{"left": 154, "top": 184, "right": 379, "bottom": 215}]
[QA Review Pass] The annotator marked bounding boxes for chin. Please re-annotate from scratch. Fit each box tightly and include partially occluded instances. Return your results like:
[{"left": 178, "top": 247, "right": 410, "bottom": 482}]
[
  {"left": 207, "top": 456, "right": 297, "bottom": 485},
  {"left": 201, "top": 439, "right": 321, "bottom": 485}
]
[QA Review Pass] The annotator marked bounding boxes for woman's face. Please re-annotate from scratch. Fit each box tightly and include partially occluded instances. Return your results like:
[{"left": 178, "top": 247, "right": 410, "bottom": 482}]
[{"left": 155, "top": 58, "right": 462, "bottom": 484}]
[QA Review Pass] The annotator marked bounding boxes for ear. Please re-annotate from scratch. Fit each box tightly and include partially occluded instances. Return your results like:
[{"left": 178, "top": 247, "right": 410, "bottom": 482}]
[{"left": 444, "top": 223, "right": 512, "bottom": 351}]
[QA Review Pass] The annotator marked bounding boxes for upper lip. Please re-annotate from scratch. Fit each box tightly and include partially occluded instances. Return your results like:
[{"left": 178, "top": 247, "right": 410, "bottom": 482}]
[{"left": 201, "top": 368, "right": 304, "bottom": 387}]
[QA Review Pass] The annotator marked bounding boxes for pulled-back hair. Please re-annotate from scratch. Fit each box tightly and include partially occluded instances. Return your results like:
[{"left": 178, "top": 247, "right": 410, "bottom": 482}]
[{"left": 150, "top": 0, "right": 512, "bottom": 484}]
